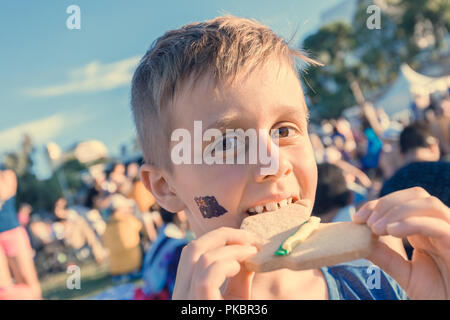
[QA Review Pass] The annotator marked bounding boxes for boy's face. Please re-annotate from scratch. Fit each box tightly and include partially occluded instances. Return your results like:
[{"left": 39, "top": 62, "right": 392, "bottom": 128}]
[{"left": 165, "top": 60, "right": 318, "bottom": 236}]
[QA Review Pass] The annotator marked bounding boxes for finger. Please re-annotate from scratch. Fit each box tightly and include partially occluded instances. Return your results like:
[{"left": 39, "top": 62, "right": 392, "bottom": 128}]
[
  {"left": 366, "top": 240, "right": 412, "bottom": 292},
  {"left": 353, "top": 199, "right": 378, "bottom": 224},
  {"left": 177, "top": 228, "right": 258, "bottom": 295},
  {"left": 386, "top": 216, "right": 450, "bottom": 247},
  {"left": 195, "top": 245, "right": 258, "bottom": 271},
  {"left": 172, "top": 245, "right": 194, "bottom": 300},
  {"left": 371, "top": 197, "right": 450, "bottom": 236},
  {"left": 193, "top": 259, "right": 241, "bottom": 299},
  {"left": 224, "top": 263, "right": 255, "bottom": 300},
  {"left": 366, "top": 187, "right": 430, "bottom": 226},
  {"left": 191, "top": 245, "right": 258, "bottom": 299},
  {"left": 186, "top": 228, "right": 259, "bottom": 261}
]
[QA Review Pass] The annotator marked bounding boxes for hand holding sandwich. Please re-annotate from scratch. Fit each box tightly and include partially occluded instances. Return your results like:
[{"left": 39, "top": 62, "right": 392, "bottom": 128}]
[
  {"left": 172, "top": 227, "right": 259, "bottom": 300},
  {"left": 354, "top": 187, "right": 450, "bottom": 300}
]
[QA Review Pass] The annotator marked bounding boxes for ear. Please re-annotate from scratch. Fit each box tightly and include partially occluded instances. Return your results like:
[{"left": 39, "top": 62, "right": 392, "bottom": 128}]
[{"left": 139, "top": 164, "right": 186, "bottom": 213}]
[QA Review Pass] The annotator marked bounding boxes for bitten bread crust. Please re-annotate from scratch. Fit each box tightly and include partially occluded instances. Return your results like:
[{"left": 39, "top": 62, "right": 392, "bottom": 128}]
[{"left": 240, "top": 203, "right": 378, "bottom": 273}]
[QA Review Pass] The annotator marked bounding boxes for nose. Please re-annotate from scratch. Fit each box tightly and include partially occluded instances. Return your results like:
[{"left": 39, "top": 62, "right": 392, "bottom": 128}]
[{"left": 253, "top": 134, "right": 293, "bottom": 183}]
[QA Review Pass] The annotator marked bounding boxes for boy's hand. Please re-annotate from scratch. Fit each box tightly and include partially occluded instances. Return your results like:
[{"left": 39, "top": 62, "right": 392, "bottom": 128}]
[
  {"left": 354, "top": 187, "right": 450, "bottom": 299},
  {"left": 172, "top": 227, "right": 259, "bottom": 300}
]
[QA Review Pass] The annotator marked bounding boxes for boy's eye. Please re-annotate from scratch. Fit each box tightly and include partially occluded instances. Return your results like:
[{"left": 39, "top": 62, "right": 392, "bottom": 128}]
[
  {"left": 222, "top": 136, "right": 236, "bottom": 151},
  {"left": 209, "top": 133, "right": 245, "bottom": 157},
  {"left": 271, "top": 126, "right": 299, "bottom": 139}
]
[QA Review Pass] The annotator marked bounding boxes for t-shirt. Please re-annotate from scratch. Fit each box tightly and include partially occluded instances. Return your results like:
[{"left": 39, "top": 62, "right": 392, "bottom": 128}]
[
  {"left": 0, "top": 197, "right": 19, "bottom": 233},
  {"left": 141, "top": 230, "right": 408, "bottom": 300},
  {"left": 380, "top": 161, "right": 450, "bottom": 206},
  {"left": 321, "top": 263, "right": 408, "bottom": 300}
]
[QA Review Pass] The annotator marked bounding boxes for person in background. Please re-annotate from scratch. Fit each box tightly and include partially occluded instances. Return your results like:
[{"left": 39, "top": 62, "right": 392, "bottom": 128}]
[
  {"left": 134, "top": 208, "right": 191, "bottom": 300},
  {"left": 335, "top": 117, "right": 358, "bottom": 165},
  {"left": 108, "top": 163, "right": 131, "bottom": 195},
  {"left": 378, "top": 124, "right": 404, "bottom": 180},
  {"left": 360, "top": 116, "right": 383, "bottom": 177},
  {"left": 380, "top": 122, "right": 449, "bottom": 258},
  {"left": 54, "top": 198, "right": 108, "bottom": 264},
  {"left": 85, "top": 171, "right": 107, "bottom": 210},
  {"left": 17, "top": 203, "right": 32, "bottom": 228},
  {"left": 427, "top": 95, "right": 450, "bottom": 158},
  {"left": 127, "top": 162, "right": 162, "bottom": 242},
  {"left": 0, "top": 169, "right": 41, "bottom": 300},
  {"left": 314, "top": 163, "right": 407, "bottom": 261},
  {"left": 380, "top": 122, "right": 447, "bottom": 201},
  {"left": 102, "top": 194, "right": 143, "bottom": 282},
  {"left": 410, "top": 92, "right": 430, "bottom": 122}
]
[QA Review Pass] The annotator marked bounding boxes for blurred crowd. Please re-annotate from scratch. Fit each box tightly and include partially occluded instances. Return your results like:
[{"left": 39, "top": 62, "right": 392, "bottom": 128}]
[
  {"left": 0, "top": 160, "right": 193, "bottom": 299},
  {"left": 0, "top": 88, "right": 449, "bottom": 300},
  {"left": 311, "top": 91, "right": 450, "bottom": 259}
]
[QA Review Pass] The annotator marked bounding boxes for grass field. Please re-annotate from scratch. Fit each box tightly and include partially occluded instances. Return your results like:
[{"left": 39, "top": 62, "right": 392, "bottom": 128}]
[{"left": 39, "top": 260, "right": 143, "bottom": 300}]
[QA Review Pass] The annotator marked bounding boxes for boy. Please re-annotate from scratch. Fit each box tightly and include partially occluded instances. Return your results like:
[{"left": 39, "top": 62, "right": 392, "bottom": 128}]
[{"left": 131, "top": 15, "right": 450, "bottom": 299}]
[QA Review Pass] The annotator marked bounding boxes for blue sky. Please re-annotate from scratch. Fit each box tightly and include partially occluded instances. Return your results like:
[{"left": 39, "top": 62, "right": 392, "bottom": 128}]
[{"left": 0, "top": 0, "right": 343, "bottom": 178}]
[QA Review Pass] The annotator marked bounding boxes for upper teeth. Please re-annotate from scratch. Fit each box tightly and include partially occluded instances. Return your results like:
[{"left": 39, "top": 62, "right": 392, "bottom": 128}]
[{"left": 248, "top": 197, "right": 293, "bottom": 214}]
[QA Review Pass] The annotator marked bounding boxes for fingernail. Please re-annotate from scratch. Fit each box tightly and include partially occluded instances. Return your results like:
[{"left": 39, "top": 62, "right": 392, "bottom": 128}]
[
  {"left": 252, "top": 243, "right": 262, "bottom": 252},
  {"left": 355, "top": 207, "right": 370, "bottom": 220},
  {"left": 355, "top": 208, "right": 366, "bottom": 217}
]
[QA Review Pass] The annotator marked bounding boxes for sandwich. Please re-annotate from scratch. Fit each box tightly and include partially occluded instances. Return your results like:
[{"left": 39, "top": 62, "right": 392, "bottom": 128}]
[{"left": 241, "top": 202, "right": 378, "bottom": 273}]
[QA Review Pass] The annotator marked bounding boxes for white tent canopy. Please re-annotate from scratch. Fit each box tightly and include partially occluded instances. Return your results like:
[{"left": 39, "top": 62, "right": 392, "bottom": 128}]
[{"left": 374, "top": 63, "right": 450, "bottom": 117}]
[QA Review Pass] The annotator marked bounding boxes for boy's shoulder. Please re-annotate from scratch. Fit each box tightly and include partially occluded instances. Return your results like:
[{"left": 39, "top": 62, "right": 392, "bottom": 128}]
[{"left": 321, "top": 263, "right": 409, "bottom": 300}]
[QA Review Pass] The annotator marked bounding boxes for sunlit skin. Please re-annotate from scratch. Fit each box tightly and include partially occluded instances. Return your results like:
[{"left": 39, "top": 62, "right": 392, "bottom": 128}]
[
  {"left": 165, "top": 61, "right": 318, "bottom": 237},
  {"left": 140, "top": 60, "right": 450, "bottom": 300},
  {"left": 141, "top": 60, "right": 326, "bottom": 299}
]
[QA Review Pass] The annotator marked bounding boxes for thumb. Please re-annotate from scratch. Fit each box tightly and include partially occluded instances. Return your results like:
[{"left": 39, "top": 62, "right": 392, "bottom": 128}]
[
  {"left": 223, "top": 263, "right": 255, "bottom": 300},
  {"left": 367, "top": 240, "right": 412, "bottom": 291}
]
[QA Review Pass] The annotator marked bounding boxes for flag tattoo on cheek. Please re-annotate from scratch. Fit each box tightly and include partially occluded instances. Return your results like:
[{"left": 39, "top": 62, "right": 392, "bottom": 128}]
[{"left": 194, "top": 196, "right": 228, "bottom": 219}]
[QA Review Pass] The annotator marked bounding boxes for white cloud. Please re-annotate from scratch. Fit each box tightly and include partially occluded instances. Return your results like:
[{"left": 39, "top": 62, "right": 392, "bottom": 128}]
[
  {"left": 25, "top": 56, "right": 141, "bottom": 97},
  {"left": 0, "top": 112, "right": 87, "bottom": 152}
]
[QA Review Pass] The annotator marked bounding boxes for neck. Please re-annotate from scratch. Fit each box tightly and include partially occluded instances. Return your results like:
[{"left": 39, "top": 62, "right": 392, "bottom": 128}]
[
  {"left": 403, "top": 149, "right": 436, "bottom": 166},
  {"left": 251, "top": 268, "right": 328, "bottom": 299}
]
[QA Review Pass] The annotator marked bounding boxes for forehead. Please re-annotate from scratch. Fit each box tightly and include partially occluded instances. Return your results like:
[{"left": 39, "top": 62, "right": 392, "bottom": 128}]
[{"left": 171, "top": 61, "right": 308, "bottom": 129}]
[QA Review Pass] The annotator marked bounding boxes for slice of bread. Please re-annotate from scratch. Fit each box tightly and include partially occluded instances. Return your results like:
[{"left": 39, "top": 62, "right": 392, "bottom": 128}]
[{"left": 241, "top": 203, "right": 378, "bottom": 273}]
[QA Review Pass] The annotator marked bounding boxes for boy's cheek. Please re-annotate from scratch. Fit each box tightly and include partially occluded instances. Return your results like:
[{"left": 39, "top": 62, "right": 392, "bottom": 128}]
[
  {"left": 194, "top": 195, "right": 228, "bottom": 219},
  {"left": 289, "top": 147, "right": 318, "bottom": 199}
]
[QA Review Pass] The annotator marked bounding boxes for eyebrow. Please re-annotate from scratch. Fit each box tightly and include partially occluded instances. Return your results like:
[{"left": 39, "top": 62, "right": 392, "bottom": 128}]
[
  {"left": 205, "top": 104, "right": 307, "bottom": 133},
  {"left": 274, "top": 104, "right": 308, "bottom": 122},
  {"left": 205, "top": 112, "right": 242, "bottom": 132}
]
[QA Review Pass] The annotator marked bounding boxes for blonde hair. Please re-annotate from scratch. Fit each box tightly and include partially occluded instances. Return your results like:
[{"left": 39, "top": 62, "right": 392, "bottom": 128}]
[{"left": 131, "top": 14, "right": 320, "bottom": 171}]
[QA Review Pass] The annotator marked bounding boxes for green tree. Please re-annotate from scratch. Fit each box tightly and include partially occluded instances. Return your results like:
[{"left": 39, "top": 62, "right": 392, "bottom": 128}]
[
  {"left": 303, "top": 22, "right": 358, "bottom": 119},
  {"left": 302, "top": 0, "right": 449, "bottom": 120},
  {"left": 4, "top": 134, "right": 62, "bottom": 212},
  {"left": 389, "top": 0, "right": 450, "bottom": 57}
]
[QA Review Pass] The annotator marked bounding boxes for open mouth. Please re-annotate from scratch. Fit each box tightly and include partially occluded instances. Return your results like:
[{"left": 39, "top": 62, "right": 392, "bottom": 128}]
[{"left": 245, "top": 196, "right": 299, "bottom": 216}]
